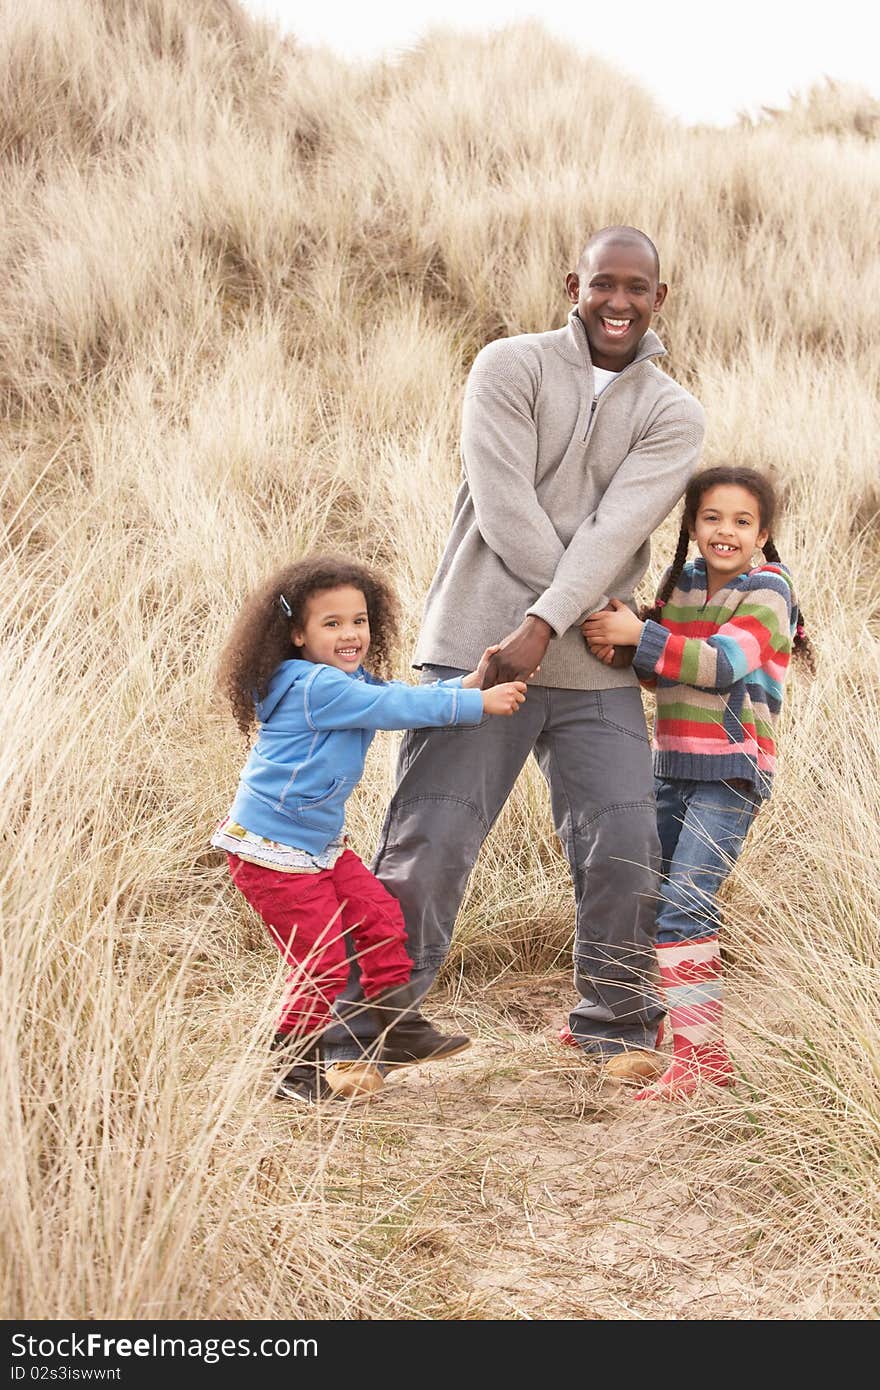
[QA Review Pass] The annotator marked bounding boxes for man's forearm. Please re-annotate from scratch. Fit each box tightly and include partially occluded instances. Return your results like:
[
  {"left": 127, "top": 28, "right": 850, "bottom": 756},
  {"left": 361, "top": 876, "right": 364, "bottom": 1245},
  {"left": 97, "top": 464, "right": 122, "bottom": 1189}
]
[{"left": 526, "top": 415, "right": 704, "bottom": 636}]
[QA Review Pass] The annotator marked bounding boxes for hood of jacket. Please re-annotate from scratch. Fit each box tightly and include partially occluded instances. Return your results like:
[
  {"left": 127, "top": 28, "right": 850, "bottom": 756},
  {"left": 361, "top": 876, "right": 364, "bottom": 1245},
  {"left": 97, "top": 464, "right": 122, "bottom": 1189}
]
[{"left": 256, "top": 658, "right": 321, "bottom": 724}]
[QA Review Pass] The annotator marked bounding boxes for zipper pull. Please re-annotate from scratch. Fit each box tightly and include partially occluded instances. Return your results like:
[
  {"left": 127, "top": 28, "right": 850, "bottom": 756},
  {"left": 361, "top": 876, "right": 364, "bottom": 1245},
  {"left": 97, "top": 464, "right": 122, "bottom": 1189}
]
[{"left": 583, "top": 396, "right": 597, "bottom": 442}]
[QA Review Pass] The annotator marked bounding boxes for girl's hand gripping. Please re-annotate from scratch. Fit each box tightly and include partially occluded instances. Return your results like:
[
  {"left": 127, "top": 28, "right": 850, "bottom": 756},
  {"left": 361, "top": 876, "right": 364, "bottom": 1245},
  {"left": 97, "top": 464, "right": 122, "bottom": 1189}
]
[
  {"left": 581, "top": 599, "right": 643, "bottom": 667},
  {"left": 481, "top": 681, "right": 528, "bottom": 716},
  {"left": 462, "top": 645, "right": 500, "bottom": 689}
]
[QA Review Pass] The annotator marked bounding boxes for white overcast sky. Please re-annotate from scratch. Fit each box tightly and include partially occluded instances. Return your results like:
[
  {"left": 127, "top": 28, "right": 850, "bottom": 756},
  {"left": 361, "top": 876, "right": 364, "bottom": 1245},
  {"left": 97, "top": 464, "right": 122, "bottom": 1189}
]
[{"left": 242, "top": 0, "right": 880, "bottom": 126}]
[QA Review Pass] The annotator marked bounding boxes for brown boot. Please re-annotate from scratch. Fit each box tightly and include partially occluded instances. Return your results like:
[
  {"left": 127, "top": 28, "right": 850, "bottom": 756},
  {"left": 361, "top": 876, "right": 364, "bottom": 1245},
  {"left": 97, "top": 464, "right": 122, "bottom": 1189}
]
[
  {"left": 324, "top": 1060, "right": 385, "bottom": 1100},
  {"left": 601, "top": 1050, "right": 666, "bottom": 1085},
  {"left": 369, "top": 982, "right": 471, "bottom": 1067}
]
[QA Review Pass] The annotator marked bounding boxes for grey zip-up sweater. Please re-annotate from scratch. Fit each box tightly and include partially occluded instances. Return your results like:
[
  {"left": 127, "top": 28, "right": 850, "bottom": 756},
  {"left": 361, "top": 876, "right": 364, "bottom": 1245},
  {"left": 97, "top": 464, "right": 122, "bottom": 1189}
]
[{"left": 413, "top": 310, "right": 706, "bottom": 689}]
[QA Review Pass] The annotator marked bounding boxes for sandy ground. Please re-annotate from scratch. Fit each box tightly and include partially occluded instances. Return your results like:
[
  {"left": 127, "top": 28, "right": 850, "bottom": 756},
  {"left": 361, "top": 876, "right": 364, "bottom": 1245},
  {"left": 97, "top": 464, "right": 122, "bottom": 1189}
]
[{"left": 265, "top": 974, "right": 835, "bottom": 1321}]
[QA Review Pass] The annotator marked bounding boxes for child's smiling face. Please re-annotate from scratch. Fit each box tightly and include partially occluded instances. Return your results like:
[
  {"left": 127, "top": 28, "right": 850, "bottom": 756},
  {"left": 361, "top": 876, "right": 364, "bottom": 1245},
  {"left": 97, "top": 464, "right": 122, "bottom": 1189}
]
[
  {"left": 691, "top": 485, "right": 769, "bottom": 584},
  {"left": 292, "top": 585, "right": 371, "bottom": 672}
]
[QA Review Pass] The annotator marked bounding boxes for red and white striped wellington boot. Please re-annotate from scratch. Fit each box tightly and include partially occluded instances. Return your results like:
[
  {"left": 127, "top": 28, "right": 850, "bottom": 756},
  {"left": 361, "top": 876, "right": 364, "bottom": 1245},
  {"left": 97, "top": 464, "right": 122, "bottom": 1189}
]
[{"left": 633, "top": 935, "right": 734, "bottom": 1101}]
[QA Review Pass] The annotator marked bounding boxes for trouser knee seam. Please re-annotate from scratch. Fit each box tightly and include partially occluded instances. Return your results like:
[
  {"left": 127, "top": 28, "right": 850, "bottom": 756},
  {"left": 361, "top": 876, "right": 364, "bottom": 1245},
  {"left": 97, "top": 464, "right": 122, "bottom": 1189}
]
[
  {"left": 388, "top": 792, "right": 490, "bottom": 835},
  {"left": 574, "top": 799, "right": 656, "bottom": 833}
]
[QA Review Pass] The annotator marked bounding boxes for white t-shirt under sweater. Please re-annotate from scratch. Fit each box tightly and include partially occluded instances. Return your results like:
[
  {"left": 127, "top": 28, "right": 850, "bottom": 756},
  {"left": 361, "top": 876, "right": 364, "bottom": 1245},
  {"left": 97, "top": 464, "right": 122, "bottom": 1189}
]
[{"left": 593, "top": 365, "right": 619, "bottom": 395}]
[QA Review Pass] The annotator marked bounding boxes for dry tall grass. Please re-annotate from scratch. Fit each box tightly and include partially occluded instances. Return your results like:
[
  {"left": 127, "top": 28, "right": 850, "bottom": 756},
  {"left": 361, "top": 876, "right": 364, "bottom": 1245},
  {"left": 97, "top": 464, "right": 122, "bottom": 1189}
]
[{"left": 2, "top": 0, "right": 879, "bottom": 1319}]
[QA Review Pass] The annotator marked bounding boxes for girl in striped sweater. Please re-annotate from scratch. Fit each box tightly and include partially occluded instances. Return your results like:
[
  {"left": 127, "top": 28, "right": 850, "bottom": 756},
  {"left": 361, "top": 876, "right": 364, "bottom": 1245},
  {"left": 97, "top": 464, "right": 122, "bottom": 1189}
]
[{"left": 583, "top": 467, "right": 813, "bottom": 1100}]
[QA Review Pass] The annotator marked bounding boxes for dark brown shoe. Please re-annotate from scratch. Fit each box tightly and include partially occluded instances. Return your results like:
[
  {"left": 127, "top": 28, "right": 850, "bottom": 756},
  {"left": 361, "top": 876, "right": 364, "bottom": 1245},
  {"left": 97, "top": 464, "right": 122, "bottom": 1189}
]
[
  {"left": 368, "top": 984, "right": 472, "bottom": 1067},
  {"left": 271, "top": 1032, "right": 332, "bottom": 1104}
]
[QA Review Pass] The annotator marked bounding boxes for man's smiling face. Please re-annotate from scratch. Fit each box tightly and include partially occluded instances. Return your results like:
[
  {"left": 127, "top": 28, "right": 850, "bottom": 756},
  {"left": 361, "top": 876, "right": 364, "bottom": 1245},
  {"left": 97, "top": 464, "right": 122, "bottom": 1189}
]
[{"left": 566, "top": 239, "right": 667, "bottom": 371}]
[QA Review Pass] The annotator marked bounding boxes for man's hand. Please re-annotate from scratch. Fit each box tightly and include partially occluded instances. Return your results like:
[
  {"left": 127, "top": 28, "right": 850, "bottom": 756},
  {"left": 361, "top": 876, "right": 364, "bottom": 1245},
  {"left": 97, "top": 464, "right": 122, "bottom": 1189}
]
[
  {"left": 481, "top": 616, "right": 552, "bottom": 687},
  {"left": 582, "top": 598, "right": 644, "bottom": 648},
  {"left": 590, "top": 642, "right": 619, "bottom": 667},
  {"left": 592, "top": 643, "right": 636, "bottom": 669}
]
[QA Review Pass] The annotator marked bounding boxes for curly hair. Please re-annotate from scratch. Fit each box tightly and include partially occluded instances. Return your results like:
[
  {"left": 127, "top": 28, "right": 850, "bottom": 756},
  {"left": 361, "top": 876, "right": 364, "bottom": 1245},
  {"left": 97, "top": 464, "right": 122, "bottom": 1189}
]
[
  {"left": 218, "top": 555, "right": 401, "bottom": 735},
  {"left": 641, "top": 466, "right": 814, "bottom": 672}
]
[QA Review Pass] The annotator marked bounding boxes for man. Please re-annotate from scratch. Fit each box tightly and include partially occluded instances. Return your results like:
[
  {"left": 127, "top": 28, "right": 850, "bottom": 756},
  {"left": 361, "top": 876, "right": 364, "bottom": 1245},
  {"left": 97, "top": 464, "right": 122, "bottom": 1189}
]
[{"left": 325, "top": 226, "right": 705, "bottom": 1095}]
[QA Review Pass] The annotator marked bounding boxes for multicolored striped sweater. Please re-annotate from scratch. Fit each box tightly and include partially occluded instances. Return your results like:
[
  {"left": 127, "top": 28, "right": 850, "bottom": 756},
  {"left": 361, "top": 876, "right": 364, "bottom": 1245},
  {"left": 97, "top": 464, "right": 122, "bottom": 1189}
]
[{"left": 632, "top": 559, "right": 796, "bottom": 797}]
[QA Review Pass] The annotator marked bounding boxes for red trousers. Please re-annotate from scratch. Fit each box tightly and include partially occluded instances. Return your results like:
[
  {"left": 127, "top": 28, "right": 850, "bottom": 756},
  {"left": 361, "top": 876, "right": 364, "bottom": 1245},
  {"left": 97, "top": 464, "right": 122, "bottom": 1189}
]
[{"left": 228, "top": 848, "right": 411, "bottom": 1037}]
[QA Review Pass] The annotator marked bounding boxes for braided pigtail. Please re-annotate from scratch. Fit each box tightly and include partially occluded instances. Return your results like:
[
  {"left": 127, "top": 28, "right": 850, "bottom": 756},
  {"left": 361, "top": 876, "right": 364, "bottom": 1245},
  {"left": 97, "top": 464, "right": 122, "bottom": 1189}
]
[
  {"left": 641, "top": 520, "right": 690, "bottom": 623},
  {"left": 761, "top": 537, "right": 816, "bottom": 674}
]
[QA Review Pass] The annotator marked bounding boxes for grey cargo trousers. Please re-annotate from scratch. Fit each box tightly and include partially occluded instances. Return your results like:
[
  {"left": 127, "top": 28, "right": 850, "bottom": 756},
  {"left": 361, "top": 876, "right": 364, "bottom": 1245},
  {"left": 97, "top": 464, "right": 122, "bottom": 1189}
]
[{"left": 323, "top": 672, "right": 664, "bottom": 1061}]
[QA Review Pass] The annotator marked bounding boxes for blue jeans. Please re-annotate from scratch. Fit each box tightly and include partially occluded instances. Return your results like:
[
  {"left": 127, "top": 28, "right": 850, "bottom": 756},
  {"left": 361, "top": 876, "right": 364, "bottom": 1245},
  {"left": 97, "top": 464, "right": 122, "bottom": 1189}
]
[{"left": 655, "top": 777, "right": 761, "bottom": 944}]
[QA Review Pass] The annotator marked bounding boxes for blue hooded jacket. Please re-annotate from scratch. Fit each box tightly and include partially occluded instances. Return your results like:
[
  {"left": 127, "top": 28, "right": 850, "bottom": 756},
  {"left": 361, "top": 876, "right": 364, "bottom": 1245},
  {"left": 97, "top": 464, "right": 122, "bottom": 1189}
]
[{"left": 227, "top": 660, "right": 485, "bottom": 854}]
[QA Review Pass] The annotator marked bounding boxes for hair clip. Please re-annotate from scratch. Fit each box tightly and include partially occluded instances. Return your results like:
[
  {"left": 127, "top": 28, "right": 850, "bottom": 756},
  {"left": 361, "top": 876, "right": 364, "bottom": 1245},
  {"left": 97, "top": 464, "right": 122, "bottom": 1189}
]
[
  {"left": 796, "top": 622, "right": 805, "bottom": 639},
  {"left": 655, "top": 599, "right": 666, "bottom": 609},
  {"left": 278, "top": 594, "right": 293, "bottom": 618}
]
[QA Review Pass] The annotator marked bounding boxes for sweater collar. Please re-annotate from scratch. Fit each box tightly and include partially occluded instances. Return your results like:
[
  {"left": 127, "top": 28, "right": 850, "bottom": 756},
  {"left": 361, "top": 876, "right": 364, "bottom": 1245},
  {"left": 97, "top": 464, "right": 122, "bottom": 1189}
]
[
  {"left": 562, "top": 308, "right": 666, "bottom": 369},
  {"left": 691, "top": 556, "right": 752, "bottom": 594}
]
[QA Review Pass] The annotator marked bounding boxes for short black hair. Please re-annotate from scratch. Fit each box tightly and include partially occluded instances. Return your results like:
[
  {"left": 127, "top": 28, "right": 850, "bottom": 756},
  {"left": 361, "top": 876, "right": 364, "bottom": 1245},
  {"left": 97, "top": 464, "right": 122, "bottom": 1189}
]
[{"left": 579, "top": 226, "right": 660, "bottom": 280}]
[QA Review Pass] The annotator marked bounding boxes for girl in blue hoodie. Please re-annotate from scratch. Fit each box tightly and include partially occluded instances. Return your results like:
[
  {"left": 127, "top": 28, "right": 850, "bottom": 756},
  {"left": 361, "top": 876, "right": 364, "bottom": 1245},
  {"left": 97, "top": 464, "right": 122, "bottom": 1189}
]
[{"left": 214, "top": 555, "right": 527, "bottom": 1105}]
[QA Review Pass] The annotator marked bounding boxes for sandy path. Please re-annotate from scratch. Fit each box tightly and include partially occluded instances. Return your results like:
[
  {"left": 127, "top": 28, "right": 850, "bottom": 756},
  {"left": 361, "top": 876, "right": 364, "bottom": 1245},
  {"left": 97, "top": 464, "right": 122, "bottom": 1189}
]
[{"left": 277, "top": 974, "right": 823, "bottom": 1320}]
